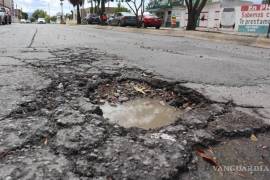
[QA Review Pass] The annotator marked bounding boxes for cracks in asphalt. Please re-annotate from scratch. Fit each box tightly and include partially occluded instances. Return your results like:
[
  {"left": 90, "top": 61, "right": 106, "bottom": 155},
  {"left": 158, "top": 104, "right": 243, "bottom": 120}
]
[
  {"left": 1, "top": 47, "right": 270, "bottom": 179},
  {"left": 27, "top": 28, "right": 38, "bottom": 48}
]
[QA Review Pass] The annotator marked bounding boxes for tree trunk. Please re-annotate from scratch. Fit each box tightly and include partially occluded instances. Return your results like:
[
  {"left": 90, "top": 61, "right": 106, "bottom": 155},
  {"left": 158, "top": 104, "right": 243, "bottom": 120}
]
[
  {"left": 91, "top": 0, "right": 93, "bottom": 14},
  {"left": 101, "top": 0, "right": 105, "bottom": 15},
  {"left": 267, "top": 23, "right": 270, "bottom": 38},
  {"left": 100, "top": 0, "right": 106, "bottom": 24},
  {"left": 97, "top": 0, "right": 100, "bottom": 14},
  {"left": 186, "top": 11, "right": 199, "bottom": 30},
  {"left": 77, "top": 4, "right": 81, "bottom": 24}
]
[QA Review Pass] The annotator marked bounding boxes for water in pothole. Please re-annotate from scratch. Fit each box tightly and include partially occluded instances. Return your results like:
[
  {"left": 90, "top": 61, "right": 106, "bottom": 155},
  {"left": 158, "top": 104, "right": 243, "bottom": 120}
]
[{"left": 101, "top": 98, "right": 182, "bottom": 129}]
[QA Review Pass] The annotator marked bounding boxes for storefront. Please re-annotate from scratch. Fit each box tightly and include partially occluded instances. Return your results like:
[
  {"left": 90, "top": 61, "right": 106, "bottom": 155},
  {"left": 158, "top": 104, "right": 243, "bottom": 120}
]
[{"left": 147, "top": 0, "right": 184, "bottom": 27}]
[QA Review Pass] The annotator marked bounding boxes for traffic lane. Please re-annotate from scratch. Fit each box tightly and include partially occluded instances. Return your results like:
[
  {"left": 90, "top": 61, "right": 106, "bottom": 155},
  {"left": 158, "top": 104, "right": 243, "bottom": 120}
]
[
  {"left": 0, "top": 24, "right": 38, "bottom": 49},
  {"left": 29, "top": 24, "right": 270, "bottom": 87}
]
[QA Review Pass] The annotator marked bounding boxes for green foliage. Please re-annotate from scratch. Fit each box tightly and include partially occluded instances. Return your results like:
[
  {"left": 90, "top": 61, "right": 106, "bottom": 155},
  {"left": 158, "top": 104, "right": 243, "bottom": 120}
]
[
  {"left": 32, "top": 9, "right": 48, "bottom": 20},
  {"left": 114, "top": 3, "right": 130, "bottom": 13},
  {"left": 30, "top": 17, "right": 36, "bottom": 22},
  {"left": 262, "top": 0, "right": 270, "bottom": 4},
  {"left": 45, "top": 15, "right": 50, "bottom": 23},
  {"left": 21, "top": 12, "right": 28, "bottom": 20},
  {"left": 69, "top": 0, "right": 84, "bottom": 6},
  {"left": 50, "top": 16, "right": 57, "bottom": 22}
]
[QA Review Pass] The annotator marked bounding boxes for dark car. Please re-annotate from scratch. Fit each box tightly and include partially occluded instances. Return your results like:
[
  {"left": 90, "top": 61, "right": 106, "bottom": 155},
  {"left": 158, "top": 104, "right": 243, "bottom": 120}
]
[
  {"left": 110, "top": 12, "right": 137, "bottom": 27},
  {"left": 0, "top": 7, "right": 11, "bottom": 25},
  {"left": 85, "top": 14, "right": 101, "bottom": 24},
  {"left": 141, "top": 13, "right": 162, "bottom": 29}
]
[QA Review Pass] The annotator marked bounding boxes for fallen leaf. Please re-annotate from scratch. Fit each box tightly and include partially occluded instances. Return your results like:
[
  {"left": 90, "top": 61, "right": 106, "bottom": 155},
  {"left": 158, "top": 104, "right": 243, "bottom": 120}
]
[
  {"left": 236, "top": 172, "right": 246, "bottom": 177},
  {"left": 134, "top": 86, "right": 146, "bottom": 94},
  {"left": 44, "top": 138, "right": 48, "bottom": 145},
  {"left": 159, "top": 101, "right": 166, "bottom": 106},
  {"left": 250, "top": 134, "right": 258, "bottom": 142},
  {"left": 196, "top": 149, "right": 219, "bottom": 167}
]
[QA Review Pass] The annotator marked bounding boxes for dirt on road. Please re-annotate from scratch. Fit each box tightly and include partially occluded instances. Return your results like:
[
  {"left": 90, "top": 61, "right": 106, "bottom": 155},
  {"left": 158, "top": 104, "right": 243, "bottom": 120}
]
[{"left": 0, "top": 47, "right": 269, "bottom": 180}]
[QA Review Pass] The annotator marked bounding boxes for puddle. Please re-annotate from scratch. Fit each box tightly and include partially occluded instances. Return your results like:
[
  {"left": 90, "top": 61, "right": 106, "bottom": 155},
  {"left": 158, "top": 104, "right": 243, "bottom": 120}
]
[{"left": 101, "top": 98, "right": 182, "bottom": 129}]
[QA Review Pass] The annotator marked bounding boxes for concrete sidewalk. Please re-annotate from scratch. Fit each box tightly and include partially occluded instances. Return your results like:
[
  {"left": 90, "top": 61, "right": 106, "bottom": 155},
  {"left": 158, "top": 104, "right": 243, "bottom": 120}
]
[{"left": 89, "top": 25, "right": 270, "bottom": 49}]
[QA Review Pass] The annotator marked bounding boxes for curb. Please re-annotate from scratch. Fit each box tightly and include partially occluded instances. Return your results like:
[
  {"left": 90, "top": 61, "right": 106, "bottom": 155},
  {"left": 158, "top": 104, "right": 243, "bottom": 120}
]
[{"left": 91, "top": 25, "right": 270, "bottom": 49}]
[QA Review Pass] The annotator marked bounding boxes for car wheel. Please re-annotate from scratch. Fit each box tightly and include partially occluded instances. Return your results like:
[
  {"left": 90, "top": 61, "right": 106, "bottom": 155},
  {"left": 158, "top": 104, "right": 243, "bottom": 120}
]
[{"left": 155, "top": 26, "right": 160, "bottom": 29}]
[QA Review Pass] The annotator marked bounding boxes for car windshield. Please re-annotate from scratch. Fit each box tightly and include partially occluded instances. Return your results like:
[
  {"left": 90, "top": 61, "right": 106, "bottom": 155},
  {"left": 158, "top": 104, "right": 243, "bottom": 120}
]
[
  {"left": 143, "top": 12, "right": 158, "bottom": 18},
  {"left": 0, "top": 8, "right": 5, "bottom": 12},
  {"left": 121, "top": 12, "right": 134, "bottom": 16}
]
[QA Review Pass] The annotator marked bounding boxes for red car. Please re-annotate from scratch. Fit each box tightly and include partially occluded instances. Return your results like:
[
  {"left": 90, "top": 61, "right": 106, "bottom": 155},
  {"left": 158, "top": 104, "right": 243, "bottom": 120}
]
[{"left": 141, "top": 13, "right": 162, "bottom": 29}]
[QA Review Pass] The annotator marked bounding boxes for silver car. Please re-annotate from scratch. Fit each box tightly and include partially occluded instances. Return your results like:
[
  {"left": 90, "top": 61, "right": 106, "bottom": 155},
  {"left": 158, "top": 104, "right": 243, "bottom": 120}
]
[
  {"left": 110, "top": 12, "right": 137, "bottom": 27},
  {"left": 0, "top": 7, "right": 5, "bottom": 25},
  {"left": 0, "top": 7, "right": 11, "bottom": 25}
]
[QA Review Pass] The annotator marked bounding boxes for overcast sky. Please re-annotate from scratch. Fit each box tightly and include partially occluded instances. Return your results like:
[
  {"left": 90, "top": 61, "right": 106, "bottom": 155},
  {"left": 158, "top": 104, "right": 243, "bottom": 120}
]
[
  {"left": 14, "top": 0, "right": 127, "bottom": 15},
  {"left": 14, "top": 0, "right": 263, "bottom": 16}
]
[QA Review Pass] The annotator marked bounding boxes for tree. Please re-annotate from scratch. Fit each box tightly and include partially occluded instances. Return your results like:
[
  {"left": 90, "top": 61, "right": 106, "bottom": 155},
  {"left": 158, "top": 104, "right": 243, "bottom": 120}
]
[
  {"left": 69, "top": 0, "right": 84, "bottom": 24},
  {"left": 45, "top": 15, "right": 51, "bottom": 23},
  {"left": 50, "top": 16, "right": 57, "bottom": 22},
  {"left": 126, "top": 0, "right": 145, "bottom": 27},
  {"left": 32, "top": 9, "right": 48, "bottom": 21},
  {"left": 21, "top": 12, "right": 28, "bottom": 20},
  {"left": 88, "top": 0, "right": 94, "bottom": 13},
  {"left": 262, "top": 0, "right": 270, "bottom": 4},
  {"left": 114, "top": 2, "right": 129, "bottom": 13},
  {"left": 185, "top": 0, "right": 208, "bottom": 30}
]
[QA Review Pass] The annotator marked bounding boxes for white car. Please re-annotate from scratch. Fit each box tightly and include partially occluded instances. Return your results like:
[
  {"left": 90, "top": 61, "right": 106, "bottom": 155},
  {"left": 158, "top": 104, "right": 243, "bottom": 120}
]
[
  {"left": 37, "top": 18, "right": 46, "bottom": 24},
  {"left": 20, "top": 19, "right": 26, "bottom": 23},
  {"left": 0, "top": 7, "right": 5, "bottom": 25}
]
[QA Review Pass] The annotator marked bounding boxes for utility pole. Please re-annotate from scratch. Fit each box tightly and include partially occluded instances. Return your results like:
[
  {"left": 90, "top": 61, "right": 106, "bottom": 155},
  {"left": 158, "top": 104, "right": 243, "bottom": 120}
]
[
  {"left": 60, "top": 0, "right": 64, "bottom": 24},
  {"left": 267, "top": 23, "right": 270, "bottom": 38},
  {"left": 48, "top": 3, "right": 51, "bottom": 23}
]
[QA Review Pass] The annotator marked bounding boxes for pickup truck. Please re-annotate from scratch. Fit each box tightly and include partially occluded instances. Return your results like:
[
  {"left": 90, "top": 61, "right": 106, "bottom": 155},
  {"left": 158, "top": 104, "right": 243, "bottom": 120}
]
[
  {"left": 0, "top": 7, "right": 5, "bottom": 25},
  {"left": 0, "top": 7, "right": 11, "bottom": 25}
]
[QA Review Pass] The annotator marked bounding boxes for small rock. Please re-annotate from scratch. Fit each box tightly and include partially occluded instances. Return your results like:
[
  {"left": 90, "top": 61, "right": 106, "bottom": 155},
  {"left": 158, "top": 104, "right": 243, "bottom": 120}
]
[
  {"left": 57, "top": 83, "right": 64, "bottom": 89},
  {"left": 118, "top": 96, "right": 129, "bottom": 102}
]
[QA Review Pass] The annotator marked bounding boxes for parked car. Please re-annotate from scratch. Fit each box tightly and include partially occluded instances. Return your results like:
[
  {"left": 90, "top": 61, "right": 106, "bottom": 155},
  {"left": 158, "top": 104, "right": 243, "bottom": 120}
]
[
  {"left": 220, "top": 8, "right": 235, "bottom": 28},
  {"left": 37, "top": 18, "right": 46, "bottom": 24},
  {"left": 141, "top": 12, "right": 162, "bottom": 29},
  {"left": 0, "top": 7, "right": 4, "bottom": 25},
  {"left": 100, "top": 14, "right": 108, "bottom": 24},
  {"left": 110, "top": 12, "right": 137, "bottom": 27},
  {"left": 107, "top": 16, "right": 115, "bottom": 25},
  {"left": 84, "top": 14, "right": 101, "bottom": 24},
  {"left": 26, "top": 19, "right": 31, "bottom": 24},
  {"left": 0, "top": 7, "right": 11, "bottom": 25},
  {"left": 20, "top": 19, "right": 26, "bottom": 23},
  {"left": 5, "top": 8, "right": 11, "bottom": 24}
]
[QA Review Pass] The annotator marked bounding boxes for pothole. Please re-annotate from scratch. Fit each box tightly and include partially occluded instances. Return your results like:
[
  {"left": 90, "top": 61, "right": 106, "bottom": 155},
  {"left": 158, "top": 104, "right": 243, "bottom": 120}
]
[
  {"left": 89, "top": 79, "right": 203, "bottom": 129},
  {"left": 101, "top": 98, "right": 182, "bottom": 129}
]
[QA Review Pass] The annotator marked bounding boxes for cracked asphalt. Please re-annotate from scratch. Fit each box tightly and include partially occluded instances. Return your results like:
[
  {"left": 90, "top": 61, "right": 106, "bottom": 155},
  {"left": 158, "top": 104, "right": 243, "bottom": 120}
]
[{"left": 0, "top": 24, "right": 270, "bottom": 180}]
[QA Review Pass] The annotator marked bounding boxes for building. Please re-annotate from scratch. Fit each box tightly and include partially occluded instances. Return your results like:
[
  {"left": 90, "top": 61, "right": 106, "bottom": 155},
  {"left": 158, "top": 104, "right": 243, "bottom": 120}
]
[
  {"left": 147, "top": 0, "right": 184, "bottom": 27},
  {"left": 0, "top": 0, "right": 14, "bottom": 15},
  {"left": 147, "top": 0, "right": 253, "bottom": 29}
]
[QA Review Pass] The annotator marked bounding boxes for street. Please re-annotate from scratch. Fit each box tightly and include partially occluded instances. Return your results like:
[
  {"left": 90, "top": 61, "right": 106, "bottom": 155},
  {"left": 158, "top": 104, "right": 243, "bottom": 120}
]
[{"left": 0, "top": 24, "right": 270, "bottom": 179}]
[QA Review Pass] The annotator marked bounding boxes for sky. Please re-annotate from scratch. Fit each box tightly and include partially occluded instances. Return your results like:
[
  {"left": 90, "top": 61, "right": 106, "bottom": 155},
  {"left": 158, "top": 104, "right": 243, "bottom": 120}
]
[
  {"left": 14, "top": 0, "right": 263, "bottom": 16},
  {"left": 14, "top": 0, "right": 126, "bottom": 16}
]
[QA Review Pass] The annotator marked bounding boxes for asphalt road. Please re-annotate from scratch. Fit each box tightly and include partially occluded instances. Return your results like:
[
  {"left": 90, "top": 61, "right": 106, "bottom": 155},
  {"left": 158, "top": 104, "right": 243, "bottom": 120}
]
[
  {"left": 1, "top": 23, "right": 270, "bottom": 120},
  {"left": 1, "top": 23, "right": 270, "bottom": 179}
]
